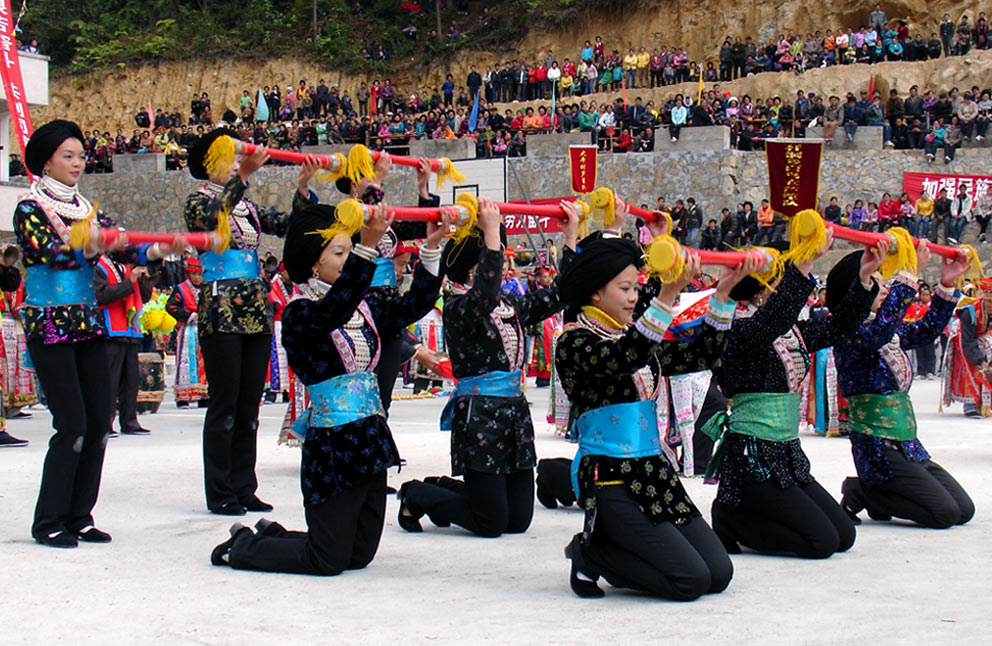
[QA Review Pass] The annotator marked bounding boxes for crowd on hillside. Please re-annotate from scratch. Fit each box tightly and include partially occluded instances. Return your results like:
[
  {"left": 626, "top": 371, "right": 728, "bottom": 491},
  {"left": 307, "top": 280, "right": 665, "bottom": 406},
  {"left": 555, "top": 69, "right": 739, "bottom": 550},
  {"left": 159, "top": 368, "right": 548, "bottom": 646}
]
[{"left": 36, "top": 7, "right": 992, "bottom": 173}]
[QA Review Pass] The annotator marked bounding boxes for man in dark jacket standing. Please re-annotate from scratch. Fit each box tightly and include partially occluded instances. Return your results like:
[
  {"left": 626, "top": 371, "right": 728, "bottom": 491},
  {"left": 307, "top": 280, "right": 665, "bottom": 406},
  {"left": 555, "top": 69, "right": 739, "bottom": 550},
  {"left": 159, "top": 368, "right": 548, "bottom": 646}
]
[
  {"left": 467, "top": 67, "right": 482, "bottom": 101},
  {"left": 95, "top": 256, "right": 155, "bottom": 436}
]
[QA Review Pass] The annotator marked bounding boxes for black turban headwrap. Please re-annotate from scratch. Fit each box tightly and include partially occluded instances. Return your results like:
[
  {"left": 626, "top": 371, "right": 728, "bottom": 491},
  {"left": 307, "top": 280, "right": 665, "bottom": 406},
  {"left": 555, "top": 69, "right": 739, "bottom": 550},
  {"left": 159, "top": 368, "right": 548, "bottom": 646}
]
[
  {"left": 728, "top": 240, "right": 791, "bottom": 303},
  {"left": 441, "top": 224, "right": 507, "bottom": 284},
  {"left": 25, "top": 119, "right": 84, "bottom": 176},
  {"left": 187, "top": 127, "right": 238, "bottom": 180},
  {"left": 283, "top": 204, "right": 336, "bottom": 284},
  {"left": 559, "top": 236, "right": 643, "bottom": 321},
  {"left": 825, "top": 250, "right": 864, "bottom": 314}
]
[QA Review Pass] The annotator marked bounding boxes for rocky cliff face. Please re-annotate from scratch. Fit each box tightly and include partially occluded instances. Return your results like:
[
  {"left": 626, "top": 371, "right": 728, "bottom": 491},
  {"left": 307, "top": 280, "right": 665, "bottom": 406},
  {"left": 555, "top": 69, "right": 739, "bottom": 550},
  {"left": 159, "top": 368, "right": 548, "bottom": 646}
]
[{"left": 35, "top": 1, "right": 986, "bottom": 131}]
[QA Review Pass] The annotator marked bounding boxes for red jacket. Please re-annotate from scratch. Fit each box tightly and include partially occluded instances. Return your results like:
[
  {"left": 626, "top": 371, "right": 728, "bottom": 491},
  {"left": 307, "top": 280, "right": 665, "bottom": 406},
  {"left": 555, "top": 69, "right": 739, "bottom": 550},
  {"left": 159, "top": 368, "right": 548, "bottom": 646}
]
[
  {"left": 878, "top": 199, "right": 900, "bottom": 220},
  {"left": 96, "top": 257, "right": 145, "bottom": 338}
]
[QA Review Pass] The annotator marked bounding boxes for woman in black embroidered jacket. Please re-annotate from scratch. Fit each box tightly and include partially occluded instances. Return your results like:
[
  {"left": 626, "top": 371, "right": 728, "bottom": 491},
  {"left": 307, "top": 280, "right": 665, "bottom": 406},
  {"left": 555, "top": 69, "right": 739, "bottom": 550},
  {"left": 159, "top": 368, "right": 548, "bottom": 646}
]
[
  {"left": 397, "top": 197, "right": 578, "bottom": 538},
  {"left": 210, "top": 202, "right": 450, "bottom": 574},
  {"left": 708, "top": 234, "right": 883, "bottom": 559},
  {"left": 184, "top": 128, "right": 319, "bottom": 516}
]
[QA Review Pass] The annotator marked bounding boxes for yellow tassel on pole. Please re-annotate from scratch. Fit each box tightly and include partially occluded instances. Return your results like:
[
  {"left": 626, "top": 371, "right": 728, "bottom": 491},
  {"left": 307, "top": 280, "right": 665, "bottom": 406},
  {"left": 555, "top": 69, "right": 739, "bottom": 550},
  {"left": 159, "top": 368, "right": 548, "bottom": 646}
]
[
  {"left": 589, "top": 187, "right": 616, "bottom": 229},
  {"left": 878, "top": 227, "right": 917, "bottom": 279},
  {"left": 313, "top": 152, "right": 348, "bottom": 183},
  {"left": 346, "top": 145, "right": 376, "bottom": 185},
  {"left": 203, "top": 135, "right": 237, "bottom": 180},
  {"left": 646, "top": 235, "right": 687, "bottom": 283},
  {"left": 783, "top": 209, "right": 826, "bottom": 266},
  {"left": 436, "top": 157, "right": 466, "bottom": 189},
  {"left": 450, "top": 193, "right": 479, "bottom": 243}
]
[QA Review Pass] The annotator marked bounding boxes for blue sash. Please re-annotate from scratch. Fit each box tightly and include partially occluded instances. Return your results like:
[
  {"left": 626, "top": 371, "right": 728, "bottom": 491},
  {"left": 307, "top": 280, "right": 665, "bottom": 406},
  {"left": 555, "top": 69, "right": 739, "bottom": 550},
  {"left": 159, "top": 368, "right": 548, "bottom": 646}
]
[
  {"left": 371, "top": 257, "right": 397, "bottom": 288},
  {"left": 291, "top": 371, "right": 384, "bottom": 440},
  {"left": 201, "top": 249, "right": 260, "bottom": 282},
  {"left": 25, "top": 265, "right": 96, "bottom": 307},
  {"left": 439, "top": 370, "right": 522, "bottom": 431},
  {"left": 571, "top": 400, "right": 663, "bottom": 495}
]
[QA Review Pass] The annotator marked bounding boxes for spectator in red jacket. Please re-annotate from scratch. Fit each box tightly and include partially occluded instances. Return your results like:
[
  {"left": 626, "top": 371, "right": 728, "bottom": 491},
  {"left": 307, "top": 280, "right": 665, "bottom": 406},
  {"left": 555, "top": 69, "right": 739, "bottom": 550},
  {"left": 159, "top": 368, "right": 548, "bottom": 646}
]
[{"left": 877, "top": 192, "right": 901, "bottom": 230}]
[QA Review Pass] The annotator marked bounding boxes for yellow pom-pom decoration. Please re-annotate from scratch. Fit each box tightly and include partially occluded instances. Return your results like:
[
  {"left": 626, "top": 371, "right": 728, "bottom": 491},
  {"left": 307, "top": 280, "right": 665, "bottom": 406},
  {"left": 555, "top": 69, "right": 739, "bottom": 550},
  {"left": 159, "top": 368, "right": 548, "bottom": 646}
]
[
  {"left": 955, "top": 245, "right": 984, "bottom": 289},
  {"left": 203, "top": 134, "right": 237, "bottom": 180},
  {"left": 589, "top": 187, "right": 616, "bottom": 229},
  {"left": 784, "top": 209, "right": 827, "bottom": 267},
  {"left": 69, "top": 217, "right": 96, "bottom": 250},
  {"left": 646, "top": 235, "right": 687, "bottom": 283},
  {"left": 573, "top": 200, "right": 591, "bottom": 239},
  {"left": 878, "top": 227, "right": 917, "bottom": 279},
  {"left": 346, "top": 144, "right": 376, "bottom": 185},
  {"left": 140, "top": 308, "right": 164, "bottom": 331},
  {"left": 158, "top": 312, "right": 177, "bottom": 334},
  {"left": 436, "top": 157, "right": 466, "bottom": 189},
  {"left": 450, "top": 193, "right": 480, "bottom": 243},
  {"left": 751, "top": 246, "right": 786, "bottom": 289}
]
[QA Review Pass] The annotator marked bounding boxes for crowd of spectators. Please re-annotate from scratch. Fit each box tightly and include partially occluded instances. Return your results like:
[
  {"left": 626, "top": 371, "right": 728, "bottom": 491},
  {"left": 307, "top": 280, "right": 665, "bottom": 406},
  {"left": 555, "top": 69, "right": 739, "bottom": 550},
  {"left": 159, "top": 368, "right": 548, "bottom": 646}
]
[{"left": 63, "top": 8, "right": 992, "bottom": 171}]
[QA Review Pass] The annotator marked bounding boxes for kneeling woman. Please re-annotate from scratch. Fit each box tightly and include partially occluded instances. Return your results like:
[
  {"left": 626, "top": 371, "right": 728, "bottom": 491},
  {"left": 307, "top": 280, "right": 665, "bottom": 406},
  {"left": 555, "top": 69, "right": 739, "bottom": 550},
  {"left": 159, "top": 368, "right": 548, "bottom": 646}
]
[
  {"left": 707, "top": 234, "right": 883, "bottom": 559},
  {"left": 556, "top": 224, "right": 757, "bottom": 600},
  {"left": 210, "top": 202, "right": 449, "bottom": 574},
  {"left": 397, "top": 198, "right": 578, "bottom": 538},
  {"left": 831, "top": 245, "right": 974, "bottom": 528}
]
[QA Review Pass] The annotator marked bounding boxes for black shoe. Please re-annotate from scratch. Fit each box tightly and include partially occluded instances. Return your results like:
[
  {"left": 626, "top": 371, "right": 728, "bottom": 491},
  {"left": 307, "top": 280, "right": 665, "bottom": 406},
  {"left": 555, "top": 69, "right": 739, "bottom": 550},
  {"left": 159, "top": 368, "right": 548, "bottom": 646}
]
[
  {"left": 176, "top": 401, "right": 189, "bottom": 409},
  {"left": 536, "top": 478, "right": 559, "bottom": 510},
  {"left": 714, "top": 530, "right": 742, "bottom": 554},
  {"left": 397, "top": 481, "right": 424, "bottom": 532},
  {"left": 240, "top": 496, "right": 274, "bottom": 512},
  {"left": 564, "top": 534, "right": 604, "bottom": 598},
  {"left": 840, "top": 498, "right": 863, "bottom": 525},
  {"left": 107, "top": 429, "right": 120, "bottom": 438},
  {"left": 0, "top": 431, "right": 28, "bottom": 447},
  {"left": 76, "top": 526, "right": 113, "bottom": 543},
  {"left": 211, "top": 523, "right": 252, "bottom": 566},
  {"left": 867, "top": 509, "right": 892, "bottom": 522},
  {"left": 254, "top": 518, "right": 283, "bottom": 537},
  {"left": 36, "top": 530, "right": 78, "bottom": 549},
  {"left": 10, "top": 410, "right": 31, "bottom": 418},
  {"left": 122, "top": 427, "right": 151, "bottom": 435},
  {"left": 212, "top": 502, "right": 247, "bottom": 516}
]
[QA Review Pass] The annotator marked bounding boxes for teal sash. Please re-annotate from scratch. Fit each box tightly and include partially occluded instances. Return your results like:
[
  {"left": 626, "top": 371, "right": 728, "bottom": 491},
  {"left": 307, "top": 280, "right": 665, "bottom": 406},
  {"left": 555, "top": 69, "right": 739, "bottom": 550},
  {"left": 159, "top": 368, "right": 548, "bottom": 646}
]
[
  {"left": 371, "top": 257, "right": 397, "bottom": 288},
  {"left": 25, "top": 265, "right": 96, "bottom": 307},
  {"left": 201, "top": 249, "right": 259, "bottom": 282},
  {"left": 439, "top": 370, "right": 522, "bottom": 431},
  {"left": 570, "top": 400, "right": 663, "bottom": 495},
  {"left": 291, "top": 372, "right": 384, "bottom": 440}
]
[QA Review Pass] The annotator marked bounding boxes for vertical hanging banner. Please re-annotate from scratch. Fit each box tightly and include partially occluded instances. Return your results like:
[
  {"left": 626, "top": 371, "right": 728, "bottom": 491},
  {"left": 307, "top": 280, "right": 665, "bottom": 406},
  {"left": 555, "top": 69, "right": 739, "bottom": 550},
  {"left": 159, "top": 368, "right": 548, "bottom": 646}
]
[
  {"left": 0, "top": 0, "right": 33, "bottom": 173},
  {"left": 765, "top": 139, "right": 823, "bottom": 217},
  {"left": 568, "top": 145, "right": 597, "bottom": 194}
]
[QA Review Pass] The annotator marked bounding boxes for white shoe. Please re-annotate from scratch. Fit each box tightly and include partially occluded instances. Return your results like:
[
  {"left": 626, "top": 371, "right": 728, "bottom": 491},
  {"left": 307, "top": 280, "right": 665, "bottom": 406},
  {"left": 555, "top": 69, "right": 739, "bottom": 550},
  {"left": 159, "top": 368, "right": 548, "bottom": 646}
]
[
  {"left": 977, "top": 135, "right": 985, "bottom": 141},
  {"left": 671, "top": 137, "right": 677, "bottom": 142}
]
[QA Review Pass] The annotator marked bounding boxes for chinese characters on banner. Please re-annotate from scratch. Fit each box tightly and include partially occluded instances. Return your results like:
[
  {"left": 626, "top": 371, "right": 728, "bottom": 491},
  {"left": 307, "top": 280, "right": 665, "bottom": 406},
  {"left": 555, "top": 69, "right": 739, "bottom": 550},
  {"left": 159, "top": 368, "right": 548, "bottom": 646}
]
[
  {"left": 0, "top": 0, "right": 34, "bottom": 176},
  {"left": 765, "top": 140, "right": 823, "bottom": 217},
  {"left": 502, "top": 197, "right": 568, "bottom": 235},
  {"left": 568, "top": 145, "right": 597, "bottom": 194},
  {"left": 903, "top": 172, "right": 992, "bottom": 202}
]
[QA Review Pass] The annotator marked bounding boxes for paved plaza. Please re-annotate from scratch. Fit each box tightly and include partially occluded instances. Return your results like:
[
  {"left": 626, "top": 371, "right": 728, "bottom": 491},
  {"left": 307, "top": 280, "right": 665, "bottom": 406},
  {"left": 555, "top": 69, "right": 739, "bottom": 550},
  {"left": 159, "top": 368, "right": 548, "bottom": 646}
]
[{"left": 2, "top": 378, "right": 988, "bottom": 645}]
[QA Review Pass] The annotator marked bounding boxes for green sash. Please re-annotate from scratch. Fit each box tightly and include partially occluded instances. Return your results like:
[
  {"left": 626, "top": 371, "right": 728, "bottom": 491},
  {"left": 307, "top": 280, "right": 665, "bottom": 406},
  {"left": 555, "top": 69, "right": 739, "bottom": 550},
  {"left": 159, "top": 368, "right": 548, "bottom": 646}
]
[
  {"left": 845, "top": 391, "right": 917, "bottom": 442},
  {"left": 701, "top": 392, "right": 801, "bottom": 481}
]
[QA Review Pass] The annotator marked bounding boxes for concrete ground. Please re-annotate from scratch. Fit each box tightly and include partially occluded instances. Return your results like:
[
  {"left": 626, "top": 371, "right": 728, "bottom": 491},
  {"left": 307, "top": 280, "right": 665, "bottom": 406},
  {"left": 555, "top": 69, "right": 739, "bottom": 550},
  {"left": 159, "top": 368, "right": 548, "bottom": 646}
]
[{"left": 2, "top": 378, "right": 989, "bottom": 646}]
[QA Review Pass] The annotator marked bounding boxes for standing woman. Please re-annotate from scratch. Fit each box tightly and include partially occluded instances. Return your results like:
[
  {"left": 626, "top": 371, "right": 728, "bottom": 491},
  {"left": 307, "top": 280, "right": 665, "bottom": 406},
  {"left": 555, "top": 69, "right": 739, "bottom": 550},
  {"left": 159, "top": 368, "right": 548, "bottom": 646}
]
[
  {"left": 18, "top": 120, "right": 186, "bottom": 547},
  {"left": 706, "top": 234, "right": 884, "bottom": 558},
  {"left": 831, "top": 246, "right": 974, "bottom": 528},
  {"left": 397, "top": 198, "right": 578, "bottom": 537},
  {"left": 210, "top": 202, "right": 450, "bottom": 574},
  {"left": 184, "top": 128, "right": 319, "bottom": 516},
  {"left": 554, "top": 220, "right": 758, "bottom": 600}
]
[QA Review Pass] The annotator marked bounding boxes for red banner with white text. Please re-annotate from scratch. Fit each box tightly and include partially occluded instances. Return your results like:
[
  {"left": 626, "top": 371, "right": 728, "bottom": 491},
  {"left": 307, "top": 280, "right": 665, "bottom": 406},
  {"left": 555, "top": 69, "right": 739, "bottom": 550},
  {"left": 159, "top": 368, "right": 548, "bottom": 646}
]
[
  {"left": 0, "top": 0, "right": 33, "bottom": 175},
  {"left": 903, "top": 172, "right": 992, "bottom": 202},
  {"left": 503, "top": 197, "right": 570, "bottom": 235}
]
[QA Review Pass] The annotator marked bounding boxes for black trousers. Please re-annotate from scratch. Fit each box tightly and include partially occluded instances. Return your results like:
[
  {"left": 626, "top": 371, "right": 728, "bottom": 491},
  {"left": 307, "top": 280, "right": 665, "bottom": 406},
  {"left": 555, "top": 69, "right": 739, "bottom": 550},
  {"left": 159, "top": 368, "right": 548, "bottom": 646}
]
[
  {"left": 581, "top": 486, "right": 733, "bottom": 601},
  {"left": 229, "top": 471, "right": 387, "bottom": 575},
  {"left": 106, "top": 340, "right": 141, "bottom": 432},
  {"left": 843, "top": 450, "right": 974, "bottom": 529},
  {"left": 711, "top": 477, "right": 856, "bottom": 559},
  {"left": 200, "top": 332, "right": 271, "bottom": 510},
  {"left": 29, "top": 338, "right": 112, "bottom": 539},
  {"left": 916, "top": 341, "right": 937, "bottom": 376},
  {"left": 405, "top": 468, "right": 534, "bottom": 537},
  {"left": 376, "top": 336, "right": 403, "bottom": 413}
]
